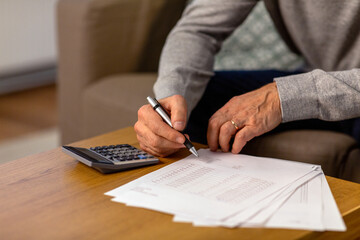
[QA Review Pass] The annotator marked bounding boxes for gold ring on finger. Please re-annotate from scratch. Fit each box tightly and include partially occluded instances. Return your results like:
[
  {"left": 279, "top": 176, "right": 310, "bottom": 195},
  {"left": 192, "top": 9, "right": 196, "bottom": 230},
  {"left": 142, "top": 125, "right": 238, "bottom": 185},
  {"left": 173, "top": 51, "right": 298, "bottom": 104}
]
[{"left": 231, "top": 120, "right": 239, "bottom": 131}]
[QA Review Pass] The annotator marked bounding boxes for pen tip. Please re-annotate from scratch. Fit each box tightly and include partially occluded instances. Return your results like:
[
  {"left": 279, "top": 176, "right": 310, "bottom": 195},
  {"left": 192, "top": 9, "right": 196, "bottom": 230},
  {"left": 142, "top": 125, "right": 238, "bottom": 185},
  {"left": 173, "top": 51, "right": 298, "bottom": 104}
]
[{"left": 190, "top": 148, "right": 199, "bottom": 157}]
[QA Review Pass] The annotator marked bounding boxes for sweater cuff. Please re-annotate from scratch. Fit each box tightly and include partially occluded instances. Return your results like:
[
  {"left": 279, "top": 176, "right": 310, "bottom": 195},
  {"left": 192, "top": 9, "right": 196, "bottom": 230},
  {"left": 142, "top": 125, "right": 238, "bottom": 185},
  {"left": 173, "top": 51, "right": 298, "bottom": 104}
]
[{"left": 274, "top": 71, "right": 319, "bottom": 122}]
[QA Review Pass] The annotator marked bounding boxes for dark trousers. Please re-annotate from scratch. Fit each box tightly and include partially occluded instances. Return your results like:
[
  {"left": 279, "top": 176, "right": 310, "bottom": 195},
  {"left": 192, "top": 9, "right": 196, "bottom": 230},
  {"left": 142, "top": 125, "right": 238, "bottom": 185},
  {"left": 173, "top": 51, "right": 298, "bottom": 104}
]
[{"left": 184, "top": 70, "right": 360, "bottom": 145}]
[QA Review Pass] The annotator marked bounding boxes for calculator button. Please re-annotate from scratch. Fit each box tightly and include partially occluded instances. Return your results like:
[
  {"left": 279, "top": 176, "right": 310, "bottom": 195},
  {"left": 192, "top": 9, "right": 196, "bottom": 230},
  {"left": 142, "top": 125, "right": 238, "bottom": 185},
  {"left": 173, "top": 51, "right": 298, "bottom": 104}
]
[{"left": 87, "top": 144, "right": 157, "bottom": 164}]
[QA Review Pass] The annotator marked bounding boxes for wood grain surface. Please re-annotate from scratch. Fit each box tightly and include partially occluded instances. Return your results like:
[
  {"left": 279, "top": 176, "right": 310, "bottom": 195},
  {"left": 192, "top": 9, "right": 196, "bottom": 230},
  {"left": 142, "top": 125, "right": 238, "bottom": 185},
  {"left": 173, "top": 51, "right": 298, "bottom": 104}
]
[
  {"left": 1, "top": 127, "right": 359, "bottom": 240},
  {"left": 0, "top": 84, "right": 57, "bottom": 142}
]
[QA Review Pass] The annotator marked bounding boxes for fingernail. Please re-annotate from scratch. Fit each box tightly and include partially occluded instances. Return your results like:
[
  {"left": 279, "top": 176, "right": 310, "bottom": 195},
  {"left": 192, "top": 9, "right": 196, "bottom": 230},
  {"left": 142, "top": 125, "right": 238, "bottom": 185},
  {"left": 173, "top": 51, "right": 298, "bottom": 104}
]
[
  {"left": 174, "top": 121, "right": 185, "bottom": 130},
  {"left": 176, "top": 137, "right": 184, "bottom": 143}
]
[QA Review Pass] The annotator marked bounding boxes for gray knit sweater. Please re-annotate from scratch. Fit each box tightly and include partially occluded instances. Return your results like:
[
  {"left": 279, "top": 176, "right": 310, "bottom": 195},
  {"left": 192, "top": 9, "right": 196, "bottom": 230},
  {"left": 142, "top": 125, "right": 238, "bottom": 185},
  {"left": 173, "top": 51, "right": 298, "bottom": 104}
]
[{"left": 154, "top": 0, "right": 360, "bottom": 122}]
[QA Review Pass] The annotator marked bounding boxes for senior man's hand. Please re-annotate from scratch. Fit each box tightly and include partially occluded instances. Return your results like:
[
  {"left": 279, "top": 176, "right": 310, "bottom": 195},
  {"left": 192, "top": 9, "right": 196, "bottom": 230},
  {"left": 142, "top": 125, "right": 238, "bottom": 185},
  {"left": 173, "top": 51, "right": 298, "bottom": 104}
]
[
  {"left": 207, "top": 82, "right": 282, "bottom": 154},
  {"left": 135, "top": 95, "right": 188, "bottom": 157}
]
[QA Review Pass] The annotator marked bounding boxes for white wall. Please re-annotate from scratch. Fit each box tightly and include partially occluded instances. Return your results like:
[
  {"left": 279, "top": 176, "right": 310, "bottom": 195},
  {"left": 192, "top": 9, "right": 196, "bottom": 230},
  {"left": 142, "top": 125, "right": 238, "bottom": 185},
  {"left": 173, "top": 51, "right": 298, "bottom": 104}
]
[{"left": 0, "top": 0, "right": 57, "bottom": 75}]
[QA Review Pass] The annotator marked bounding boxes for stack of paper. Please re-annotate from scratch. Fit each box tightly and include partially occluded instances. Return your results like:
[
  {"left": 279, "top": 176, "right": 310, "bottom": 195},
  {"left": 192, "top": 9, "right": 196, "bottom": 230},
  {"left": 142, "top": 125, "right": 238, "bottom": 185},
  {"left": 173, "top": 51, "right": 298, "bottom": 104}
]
[{"left": 105, "top": 149, "right": 346, "bottom": 231}]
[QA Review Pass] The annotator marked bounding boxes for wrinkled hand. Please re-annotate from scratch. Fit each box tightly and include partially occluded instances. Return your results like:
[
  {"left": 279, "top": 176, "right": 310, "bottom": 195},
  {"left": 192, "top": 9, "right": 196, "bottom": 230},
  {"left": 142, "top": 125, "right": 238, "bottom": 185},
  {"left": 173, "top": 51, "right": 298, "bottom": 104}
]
[
  {"left": 207, "top": 82, "right": 282, "bottom": 154},
  {"left": 135, "top": 95, "right": 188, "bottom": 157}
]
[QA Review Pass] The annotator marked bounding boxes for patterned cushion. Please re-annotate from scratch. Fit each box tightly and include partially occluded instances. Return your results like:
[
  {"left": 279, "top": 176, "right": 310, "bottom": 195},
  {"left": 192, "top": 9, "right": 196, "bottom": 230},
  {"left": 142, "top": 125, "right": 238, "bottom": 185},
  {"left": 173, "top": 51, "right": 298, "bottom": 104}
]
[{"left": 214, "top": 2, "right": 303, "bottom": 71}]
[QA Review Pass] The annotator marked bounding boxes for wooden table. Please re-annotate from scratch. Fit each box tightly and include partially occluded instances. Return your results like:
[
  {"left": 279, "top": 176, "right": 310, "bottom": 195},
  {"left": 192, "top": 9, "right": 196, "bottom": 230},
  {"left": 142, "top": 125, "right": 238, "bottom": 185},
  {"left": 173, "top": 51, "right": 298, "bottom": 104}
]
[{"left": 1, "top": 127, "right": 360, "bottom": 240}]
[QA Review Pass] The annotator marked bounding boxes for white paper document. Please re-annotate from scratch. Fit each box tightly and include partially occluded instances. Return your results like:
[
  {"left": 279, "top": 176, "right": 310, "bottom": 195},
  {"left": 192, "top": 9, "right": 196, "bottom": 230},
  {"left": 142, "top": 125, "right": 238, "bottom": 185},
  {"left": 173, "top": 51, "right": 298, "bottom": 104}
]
[{"left": 105, "top": 149, "right": 346, "bottom": 231}]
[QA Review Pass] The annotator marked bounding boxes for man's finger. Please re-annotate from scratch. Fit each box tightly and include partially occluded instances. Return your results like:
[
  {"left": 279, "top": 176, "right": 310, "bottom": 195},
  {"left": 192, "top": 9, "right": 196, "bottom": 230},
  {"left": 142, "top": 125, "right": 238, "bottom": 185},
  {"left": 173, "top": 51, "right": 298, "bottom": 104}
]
[
  {"left": 231, "top": 126, "right": 258, "bottom": 154},
  {"left": 207, "top": 116, "right": 224, "bottom": 151},
  {"left": 138, "top": 134, "right": 183, "bottom": 157},
  {"left": 139, "top": 143, "right": 164, "bottom": 157},
  {"left": 136, "top": 120, "right": 185, "bottom": 149},
  {"left": 161, "top": 95, "right": 187, "bottom": 131},
  {"left": 140, "top": 134, "right": 183, "bottom": 157},
  {"left": 138, "top": 104, "right": 185, "bottom": 144},
  {"left": 218, "top": 121, "right": 239, "bottom": 152}
]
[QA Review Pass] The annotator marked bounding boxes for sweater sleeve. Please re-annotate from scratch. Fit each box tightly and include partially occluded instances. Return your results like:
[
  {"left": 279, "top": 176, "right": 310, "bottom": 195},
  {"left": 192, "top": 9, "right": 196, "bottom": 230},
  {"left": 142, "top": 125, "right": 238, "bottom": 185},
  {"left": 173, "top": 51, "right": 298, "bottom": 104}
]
[
  {"left": 275, "top": 68, "right": 360, "bottom": 122},
  {"left": 154, "top": 0, "right": 258, "bottom": 117}
]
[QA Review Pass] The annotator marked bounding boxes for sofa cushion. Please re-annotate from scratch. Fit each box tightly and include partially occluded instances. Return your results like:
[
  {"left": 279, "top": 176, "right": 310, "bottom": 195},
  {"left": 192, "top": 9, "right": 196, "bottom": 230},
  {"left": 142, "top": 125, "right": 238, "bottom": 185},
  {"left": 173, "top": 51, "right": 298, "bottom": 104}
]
[
  {"left": 340, "top": 148, "right": 360, "bottom": 182},
  {"left": 82, "top": 73, "right": 157, "bottom": 138},
  {"left": 214, "top": 2, "right": 303, "bottom": 71},
  {"left": 242, "top": 130, "right": 359, "bottom": 179}
]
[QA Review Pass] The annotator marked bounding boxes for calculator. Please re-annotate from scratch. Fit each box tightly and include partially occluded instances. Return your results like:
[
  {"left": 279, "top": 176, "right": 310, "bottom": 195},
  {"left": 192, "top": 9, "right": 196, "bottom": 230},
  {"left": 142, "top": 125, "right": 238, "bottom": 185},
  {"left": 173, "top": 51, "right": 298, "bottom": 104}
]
[{"left": 62, "top": 144, "right": 159, "bottom": 173}]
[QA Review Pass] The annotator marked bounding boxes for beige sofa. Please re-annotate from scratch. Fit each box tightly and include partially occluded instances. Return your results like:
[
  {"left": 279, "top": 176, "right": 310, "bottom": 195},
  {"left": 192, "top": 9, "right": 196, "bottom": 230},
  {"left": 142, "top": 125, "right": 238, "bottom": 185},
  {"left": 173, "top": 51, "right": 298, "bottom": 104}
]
[{"left": 57, "top": 0, "right": 360, "bottom": 183}]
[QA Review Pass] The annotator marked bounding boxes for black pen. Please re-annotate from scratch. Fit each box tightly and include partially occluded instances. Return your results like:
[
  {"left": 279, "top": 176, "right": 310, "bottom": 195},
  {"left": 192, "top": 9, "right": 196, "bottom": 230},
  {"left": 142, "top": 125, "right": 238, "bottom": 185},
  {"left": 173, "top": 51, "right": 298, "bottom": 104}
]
[{"left": 147, "top": 96, "right": 199, "bottom": 157}]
